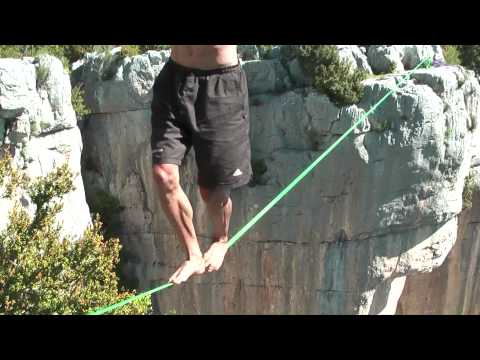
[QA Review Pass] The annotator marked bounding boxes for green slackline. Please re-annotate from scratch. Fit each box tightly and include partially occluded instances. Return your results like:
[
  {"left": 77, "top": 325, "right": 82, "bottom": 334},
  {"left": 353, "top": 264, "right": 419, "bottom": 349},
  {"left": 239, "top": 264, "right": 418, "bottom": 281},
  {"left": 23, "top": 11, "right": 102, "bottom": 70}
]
[{"left": 86, "top": 56, "right": 433, "bottom": 315}]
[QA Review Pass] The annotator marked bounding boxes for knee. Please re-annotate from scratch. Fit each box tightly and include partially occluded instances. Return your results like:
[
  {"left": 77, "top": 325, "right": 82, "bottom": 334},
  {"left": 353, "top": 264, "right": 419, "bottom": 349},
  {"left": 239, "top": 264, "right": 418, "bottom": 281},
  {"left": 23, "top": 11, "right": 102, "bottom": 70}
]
[
  {"left": 153, "top": 164, "right": 179, "bottom": 194},
  {"left": 200, "top": 187, "right": 230, "bottom": 206}
]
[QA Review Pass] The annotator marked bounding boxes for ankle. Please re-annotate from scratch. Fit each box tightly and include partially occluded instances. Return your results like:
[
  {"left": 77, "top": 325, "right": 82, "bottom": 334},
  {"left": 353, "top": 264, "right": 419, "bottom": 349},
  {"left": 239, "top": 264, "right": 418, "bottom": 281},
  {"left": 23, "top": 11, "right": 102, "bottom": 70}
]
[
  {"left": 215, "top": 236, "right": 229, "bottom": 244},
  {"left": 188, "top": 252, "right": 203, "bottom": 261}
]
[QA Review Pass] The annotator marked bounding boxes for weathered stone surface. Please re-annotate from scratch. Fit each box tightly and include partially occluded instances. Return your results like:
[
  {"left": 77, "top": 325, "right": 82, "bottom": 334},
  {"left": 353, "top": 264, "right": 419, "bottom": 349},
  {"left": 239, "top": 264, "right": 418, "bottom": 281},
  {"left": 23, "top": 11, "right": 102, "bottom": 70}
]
[
  {"left": 0, "top": 55, "right": 90, "bottom": 240},
  {"left": 397, "top": 168, "right": 480, "bottom": 314},
  {"left": 368, "top": 45, "right": 405, "bottom": 74},
  {"left": 367, "top": 45, "right": 445, "bottom": 74},
  {"left": 76, "top": 46, "right": 480, "bottom": 314},
  {"left": 337, "top": 45, "right": 372, "bottom": 74},
  {"left": 242, "top": 59, "right": 292, "bottom": 95},
  {"left": 71, "top": 49, "right": 170, "bottom": 114}
]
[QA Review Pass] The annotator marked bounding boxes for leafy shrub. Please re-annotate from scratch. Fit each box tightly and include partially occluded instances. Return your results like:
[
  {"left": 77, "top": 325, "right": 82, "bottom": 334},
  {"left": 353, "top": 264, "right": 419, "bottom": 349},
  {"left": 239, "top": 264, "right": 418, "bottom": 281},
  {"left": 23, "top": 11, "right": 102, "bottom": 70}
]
[
  {"left": 295, "top": 45, "right": 368, "bottom": 106},
  {"left": 119, "top": 45, "right": 141, "bottom": 58},
  {"left": 31, "top": 46, "right": 71, "bottom": 72},
  {"left": 71, "top": 84, "right": 90, "bottom": 118},
  {"left": 463, "top": 171, "right": 477, "bottom": 209},
  {"left": 62, "top": 45, "right": 96, "bottom": 63},
  {"left": 0, "top": 153, "right": 151, "bottom": 315},
  {"left": 0, "top": 45, "right": 70, "bottom": 72},
  {"left": 0, "top": 45, "right": 23, "bottom": 59},
  {"left": 86, "top": 189, "right": 123, "bottom": 240},
  {"left": 458, "top": 45, "right": 480, "bottom": 74},
  {"left": 441, "top": 45, "right": 461, "bottom": 65}
]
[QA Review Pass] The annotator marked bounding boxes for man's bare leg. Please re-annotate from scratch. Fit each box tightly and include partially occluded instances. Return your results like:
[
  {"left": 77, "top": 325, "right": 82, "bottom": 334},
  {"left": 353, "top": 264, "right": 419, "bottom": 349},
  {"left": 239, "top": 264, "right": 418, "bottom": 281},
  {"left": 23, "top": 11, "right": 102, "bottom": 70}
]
[
  {"left": 199, "top": 187, "right": 232, "bottom": 272},
  {"left": 153, "top": 164, "right": 205, "bottom": 284}
]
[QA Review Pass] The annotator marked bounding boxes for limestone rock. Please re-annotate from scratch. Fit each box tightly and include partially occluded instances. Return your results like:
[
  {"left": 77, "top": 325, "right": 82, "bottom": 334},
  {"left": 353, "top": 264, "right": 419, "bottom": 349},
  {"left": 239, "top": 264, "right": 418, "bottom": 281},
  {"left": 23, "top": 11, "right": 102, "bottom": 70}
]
[
  {"left": 397, "top": 179, "right": 480, "bottom": 314},
  {"left": 368, "top": 45, "right": 405, "bottom": 74},
  {"left": 78, "top": 47, "right": 480, "bottom": 314},
  {"left": 0, "top": 55, "right": 91, "bottom": 240},
  {"left": 336, "top": 45, "right": 372, "bottom": 74},
  {"left": 72, "top": 49, "right": 170, "bottom": 114},
  {"left": 368, "top": 45, "right": 446, "bottom": 74},
  {"left": 242, "top": 59, "right": 292, "bottom": 95}
]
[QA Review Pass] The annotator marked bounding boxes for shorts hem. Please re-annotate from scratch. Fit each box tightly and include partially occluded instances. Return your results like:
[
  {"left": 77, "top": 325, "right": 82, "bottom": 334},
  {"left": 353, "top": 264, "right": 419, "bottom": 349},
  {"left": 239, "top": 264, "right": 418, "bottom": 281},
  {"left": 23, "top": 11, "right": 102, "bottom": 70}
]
[
  {"left": 197, "top": 174, "right": 252, "bottom": 191},
  {"left": 152, "top": 157, "right": 183, "bottom": 166}
]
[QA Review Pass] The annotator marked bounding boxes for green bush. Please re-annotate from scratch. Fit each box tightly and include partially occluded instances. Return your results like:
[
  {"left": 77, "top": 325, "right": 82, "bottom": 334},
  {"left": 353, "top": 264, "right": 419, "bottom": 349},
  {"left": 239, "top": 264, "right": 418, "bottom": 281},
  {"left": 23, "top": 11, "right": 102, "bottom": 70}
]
[
  {"left": 0, "top": 153, "right": 151, "bottom": 315},
  {"left": 458, "top": 45, "right": 480, "bottom": 74},
  {"left": 32, "top": 46, "right": 71, "bottom": 72},
  {"left": 62, "top": 45, "right": 96, "bottom": 63},
  {"left": 442, "top": 45, "right": 462, "bottom": 65},
  {"left": 71, "top": 84, "right": 90, "bottom": 118},
  {"left": 295, "top": 45, "right": 368, "bottom": 106},
  {"left": 0, "top": 45, "right": 24, "bottom": 59},
  {"left": 0, "top": 45, "right": 70, "bottom": 72},
  {"left": 119, "top": 45, "right": 141, "bottom": 58},
  {"left": 86, "top": 189, "right": 123, "bottom": 240},
  {"left": 138, "top": 45, "right": 170, "bottom": 53},
  {"left": 463, "top": 171, "right": 477, "bottom": 209}
]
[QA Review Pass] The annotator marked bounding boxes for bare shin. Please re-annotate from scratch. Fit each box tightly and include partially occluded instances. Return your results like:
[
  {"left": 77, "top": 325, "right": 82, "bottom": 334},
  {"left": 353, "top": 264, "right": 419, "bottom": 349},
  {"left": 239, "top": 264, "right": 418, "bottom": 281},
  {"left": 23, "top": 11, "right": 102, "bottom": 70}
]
[{"left": 153, "top": 164, "right": 202, "bottom": 259}]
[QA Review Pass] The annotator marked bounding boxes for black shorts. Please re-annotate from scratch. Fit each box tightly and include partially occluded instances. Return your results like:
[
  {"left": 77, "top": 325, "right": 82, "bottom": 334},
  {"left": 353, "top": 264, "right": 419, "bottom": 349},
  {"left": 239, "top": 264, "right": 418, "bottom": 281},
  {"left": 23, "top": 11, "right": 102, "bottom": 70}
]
[{"left": 151, "top": 59, "right": 252, "bottom": 190}]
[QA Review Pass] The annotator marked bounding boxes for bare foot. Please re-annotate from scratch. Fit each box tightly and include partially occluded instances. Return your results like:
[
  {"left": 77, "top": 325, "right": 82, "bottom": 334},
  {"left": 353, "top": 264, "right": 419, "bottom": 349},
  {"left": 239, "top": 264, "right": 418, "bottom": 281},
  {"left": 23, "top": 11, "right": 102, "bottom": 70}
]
[
  {"left": 169, "top": 256, "right": 206, "bottom": 285},
  {"left": 203, "top": 240, "right": 229, "bottom": 272}
]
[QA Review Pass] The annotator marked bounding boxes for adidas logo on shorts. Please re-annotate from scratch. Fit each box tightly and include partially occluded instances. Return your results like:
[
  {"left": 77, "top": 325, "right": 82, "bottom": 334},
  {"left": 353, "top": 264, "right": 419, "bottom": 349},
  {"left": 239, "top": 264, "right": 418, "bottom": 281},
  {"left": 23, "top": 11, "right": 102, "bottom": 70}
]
[{"left": 233, "top": 169, "right": 243, "bottom": 177}]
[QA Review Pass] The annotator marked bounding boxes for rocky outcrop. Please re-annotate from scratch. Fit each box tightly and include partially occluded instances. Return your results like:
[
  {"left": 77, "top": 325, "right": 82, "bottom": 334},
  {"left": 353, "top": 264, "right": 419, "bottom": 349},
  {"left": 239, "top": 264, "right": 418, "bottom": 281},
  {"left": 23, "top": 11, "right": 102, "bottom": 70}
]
[
  {"left": 367, "top": 45, "right": 445, "bottom": 74},
  {"left": 74, "top": 45, "right": 479, "bottom": 314},
  {"left": 397, "top": 168, "right": 480, "bottom": 315},
  {"left": 0, "top": 55, "right": 91, "bottom": 239}
]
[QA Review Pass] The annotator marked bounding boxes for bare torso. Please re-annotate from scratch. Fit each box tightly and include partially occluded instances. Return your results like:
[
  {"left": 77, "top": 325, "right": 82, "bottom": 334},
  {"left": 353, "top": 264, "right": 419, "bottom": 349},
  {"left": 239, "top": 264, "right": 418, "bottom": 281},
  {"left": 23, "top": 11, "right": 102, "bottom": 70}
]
[{"left": 171, "top": 45, "right": 238, "bottom": 70}]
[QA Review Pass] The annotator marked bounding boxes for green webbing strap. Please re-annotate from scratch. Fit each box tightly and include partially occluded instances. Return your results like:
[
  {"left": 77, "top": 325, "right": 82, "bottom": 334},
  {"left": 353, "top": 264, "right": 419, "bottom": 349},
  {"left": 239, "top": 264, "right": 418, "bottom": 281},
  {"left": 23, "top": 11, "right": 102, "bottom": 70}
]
[{"left": 86, "top": 56, "right": 432, "bottom": 315}]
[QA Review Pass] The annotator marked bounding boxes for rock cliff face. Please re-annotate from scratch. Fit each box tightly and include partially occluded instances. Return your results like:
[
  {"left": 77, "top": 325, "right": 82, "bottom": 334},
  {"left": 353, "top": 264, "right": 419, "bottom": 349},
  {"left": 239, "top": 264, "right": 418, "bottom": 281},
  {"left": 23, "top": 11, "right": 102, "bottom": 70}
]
[
  {"left": 72, "top": 45, "right": 479, "bottom": 314},
  {"left": 3, "top": 46, "right": 478, "bottom": 314},
  {"left": 397, "top": 168, "right": 480, "bottom": 315},
  {"left": 0, "top": 55, "right": 90, "bottom": 239}
]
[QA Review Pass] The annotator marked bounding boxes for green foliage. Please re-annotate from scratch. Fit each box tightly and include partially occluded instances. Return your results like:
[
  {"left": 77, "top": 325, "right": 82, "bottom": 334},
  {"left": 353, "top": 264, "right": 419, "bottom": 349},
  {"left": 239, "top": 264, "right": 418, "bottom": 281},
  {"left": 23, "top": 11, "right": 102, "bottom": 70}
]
[
  {"left": 87, "top": 189, "right": 123, "bottom": 240},
  {"left": 0, "top": 46, "right": 69, "bottom": 72},
  {"left": 0, "top": 153, "right": 151, "bottom": 315},
  {"left": 442, "top": 45, "right": 462, "bottom": 65},
  {"left": 31, "top": 46, "right": 71, "bottom": 72},
  {"left": 92, "top": 45, "right": 115, "bottom": 55},
  {"left": 62, "top": 45, "right": 96, "bottom": 63},
  {"left": 295, "top": 45, "right": 368, "bottom": 106},
  {"left": 458, "top": 45, "right": 480, "bottom": 74},
  {"left": 71, "top": 85, "right": 90, "bottom": 118},
  {"left": 0, "top": 153, "right": 28, "bottom": 198},
  {"left": 0, "top": 45, "right": 23, "bottom": 58},
  {"left": 119, "top": 45, "right": 141, "bottom": 58},
  {"left": 463, "top": 172, "right": 476, "bottom": 209},
  {"left": 138, "top": 45, "right": 170, "bottom": 53},
  {"left": 257, "top": 45, "right": 275, "bottom": 59}
]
